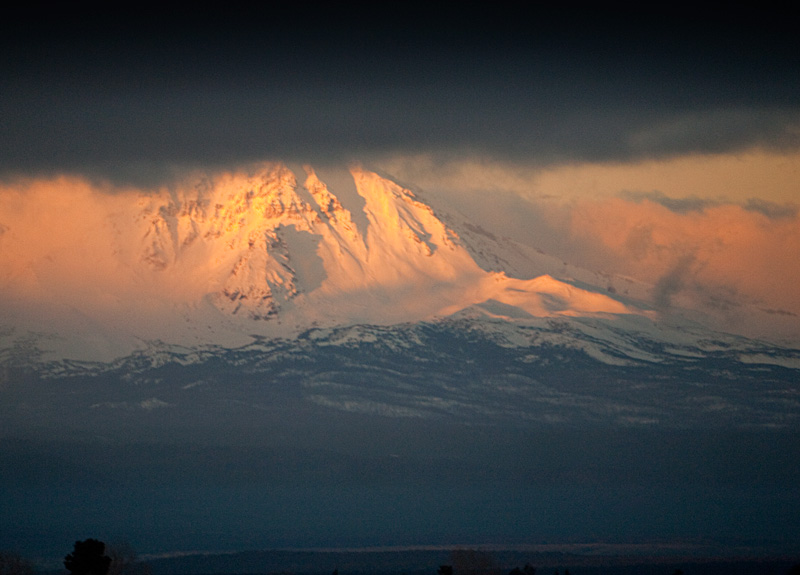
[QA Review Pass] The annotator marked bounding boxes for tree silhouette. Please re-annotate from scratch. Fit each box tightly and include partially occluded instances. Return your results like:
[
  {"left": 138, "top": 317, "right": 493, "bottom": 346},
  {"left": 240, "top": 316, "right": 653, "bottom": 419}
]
[{"left": 64, "top": 539, "right": 111, "bottom": 575}]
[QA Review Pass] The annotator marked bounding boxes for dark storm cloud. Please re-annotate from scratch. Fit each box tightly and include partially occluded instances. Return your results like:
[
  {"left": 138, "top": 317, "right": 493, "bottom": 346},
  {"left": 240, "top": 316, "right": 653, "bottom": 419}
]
[{"left": 2, "top": 5, "right": 800, "bottom": 184}]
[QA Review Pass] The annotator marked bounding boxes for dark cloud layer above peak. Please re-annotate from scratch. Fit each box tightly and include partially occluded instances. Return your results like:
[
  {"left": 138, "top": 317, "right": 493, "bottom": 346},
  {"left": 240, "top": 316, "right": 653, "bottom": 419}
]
[{"left": 2, "top": 5, "right": 800, "bottom": 184}]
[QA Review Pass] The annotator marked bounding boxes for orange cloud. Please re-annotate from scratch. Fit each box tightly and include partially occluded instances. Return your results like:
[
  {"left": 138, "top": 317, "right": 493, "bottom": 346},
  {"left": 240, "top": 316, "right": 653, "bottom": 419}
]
[
  {"left": 0, "top": 176, "right": 201, "bottom": 334},
  {"left": 530, "top": 150, "right": 800, "bottom": 204},
  {"left": 375, "top": 150, "right": 800, "bottom": 204},
  {"left": 565, "top": 196, "right": 800, "bottom": 318}
]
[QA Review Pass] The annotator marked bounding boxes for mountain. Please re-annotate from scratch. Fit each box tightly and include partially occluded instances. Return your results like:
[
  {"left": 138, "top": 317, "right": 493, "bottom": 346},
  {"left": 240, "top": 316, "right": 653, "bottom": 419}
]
[
  {"left": 1, "top": 163, "right": 648, "bottom": 361},
  {"left": 2, "top": 163, "right": 799, "bottom": 425},
  {"left": 2, "top": 164, "right": 800, "bottom": 559}
]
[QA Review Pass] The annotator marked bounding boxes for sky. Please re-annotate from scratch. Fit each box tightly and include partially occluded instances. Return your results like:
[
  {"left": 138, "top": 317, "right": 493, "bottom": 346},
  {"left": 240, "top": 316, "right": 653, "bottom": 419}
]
[{"left": 2, "top": 5, "right": 799, "bottom": 343}]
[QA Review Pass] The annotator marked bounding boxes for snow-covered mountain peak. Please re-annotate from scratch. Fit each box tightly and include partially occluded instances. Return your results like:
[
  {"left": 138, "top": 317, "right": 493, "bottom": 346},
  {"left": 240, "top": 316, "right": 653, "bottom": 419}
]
[{"left": 0, "top": 163, "right": 671, "bottom": 361}]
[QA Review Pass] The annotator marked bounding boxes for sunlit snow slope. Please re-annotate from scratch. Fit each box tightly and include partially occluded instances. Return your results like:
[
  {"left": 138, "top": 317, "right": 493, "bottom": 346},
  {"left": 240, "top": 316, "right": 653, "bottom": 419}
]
[{"left": 0, "top": 164, "right": 643, "bottom": 360}]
